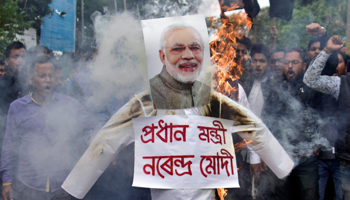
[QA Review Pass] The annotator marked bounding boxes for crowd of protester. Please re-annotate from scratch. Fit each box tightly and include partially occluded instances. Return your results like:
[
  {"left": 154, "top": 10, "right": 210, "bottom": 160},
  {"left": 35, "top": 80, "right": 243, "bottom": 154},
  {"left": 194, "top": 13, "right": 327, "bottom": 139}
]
[
  {"left": 0, "top": 19, "right": 349, "bottom": 200},
  {"left": 212, "top": 22, "right": 350, "bottom": 200}
]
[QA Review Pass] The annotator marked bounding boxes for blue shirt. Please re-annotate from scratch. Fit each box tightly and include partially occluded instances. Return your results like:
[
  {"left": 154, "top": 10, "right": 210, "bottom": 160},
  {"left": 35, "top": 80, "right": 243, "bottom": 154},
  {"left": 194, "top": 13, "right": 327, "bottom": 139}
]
[{"left": 1, "top": 92, "right": 101, "bottom": 192}]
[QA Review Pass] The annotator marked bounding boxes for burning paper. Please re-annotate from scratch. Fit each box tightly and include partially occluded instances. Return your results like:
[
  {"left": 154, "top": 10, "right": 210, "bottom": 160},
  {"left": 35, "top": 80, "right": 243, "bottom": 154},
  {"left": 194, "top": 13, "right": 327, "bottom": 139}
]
[{"left": 132, "top": 115, "right": 239, "bottom": 189}]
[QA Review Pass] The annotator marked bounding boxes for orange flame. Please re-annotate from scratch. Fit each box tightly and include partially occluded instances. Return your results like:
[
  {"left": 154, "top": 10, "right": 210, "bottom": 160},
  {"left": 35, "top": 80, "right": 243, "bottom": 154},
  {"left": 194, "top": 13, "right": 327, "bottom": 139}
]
[
  {"left": 211, "top": 3, "right": 253, "bottom": 199},
  {"left": 235, "top": 139, "right": 253, "bottom": 152},
  {"left": 217, "top": 188, "right": 228, "bottom": 200},
  {"left": 209, "top": 3, "right": 253, "bottom": 99},
  {"left": 237, "top": 162, "right": 243, "bottom": 171}
]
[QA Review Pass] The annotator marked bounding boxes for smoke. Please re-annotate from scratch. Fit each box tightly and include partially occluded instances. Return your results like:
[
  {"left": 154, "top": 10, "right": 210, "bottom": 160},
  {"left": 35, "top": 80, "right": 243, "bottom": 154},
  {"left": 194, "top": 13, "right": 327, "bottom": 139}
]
[
  {"left": 84, "top": 12, "right": 148, "bottom": 109},
  {"left": 14, "top": 1, "right": 336, "bottom": 199},
  {"left": 78, "top": 0, "right": 223, "bottom": 121},
  {"left": 140, "top": 0, "right": 202, "bottom": 19},
  {"left": 261, "top": 85, "right": 331, "bottom": 165}
]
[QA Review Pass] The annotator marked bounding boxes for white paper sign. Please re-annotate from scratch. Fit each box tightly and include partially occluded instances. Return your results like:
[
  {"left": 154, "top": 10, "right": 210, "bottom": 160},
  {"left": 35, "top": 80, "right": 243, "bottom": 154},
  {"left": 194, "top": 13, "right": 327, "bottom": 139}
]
[{"left": 132, "top": 115, "right": 239, "bottom": 189}]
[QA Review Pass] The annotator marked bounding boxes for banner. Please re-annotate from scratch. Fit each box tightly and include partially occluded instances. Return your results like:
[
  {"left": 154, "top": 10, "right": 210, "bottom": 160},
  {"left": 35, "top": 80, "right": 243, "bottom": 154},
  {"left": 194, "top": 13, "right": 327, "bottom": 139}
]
[{"left": 132, "top": 115, "right": 239, "bottom": 189}]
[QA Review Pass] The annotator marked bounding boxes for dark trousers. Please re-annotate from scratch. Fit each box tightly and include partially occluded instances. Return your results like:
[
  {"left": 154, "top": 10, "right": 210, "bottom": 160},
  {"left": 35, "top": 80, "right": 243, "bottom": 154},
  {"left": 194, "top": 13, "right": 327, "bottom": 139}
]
[
  {"left": 318, "top": 158, "right": 342, "bottom": 200},
  {"left": 273, "top": 156, "right": 319, "bottom": 200},
  {"left": 13, "top": 180, "right": 71, "bottom": 200}
]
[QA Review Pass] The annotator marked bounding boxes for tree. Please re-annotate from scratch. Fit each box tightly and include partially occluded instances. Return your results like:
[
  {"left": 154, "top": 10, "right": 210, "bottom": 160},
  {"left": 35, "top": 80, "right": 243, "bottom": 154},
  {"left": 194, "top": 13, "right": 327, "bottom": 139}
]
[
  {"left": 0, "top": 0, "right": 31, "bottom": 57},
  {"left": 249, "top": 0, "right": 347, "bottom": 50},
  {"left": 17, "top": 0, "right": 53, "bottom": 31}
]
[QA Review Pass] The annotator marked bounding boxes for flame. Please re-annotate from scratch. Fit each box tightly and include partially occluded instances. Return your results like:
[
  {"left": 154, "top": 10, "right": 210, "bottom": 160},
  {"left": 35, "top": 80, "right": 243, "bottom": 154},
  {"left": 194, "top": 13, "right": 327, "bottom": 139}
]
[
  {"left": 211, "top": 3, "right": 253, "bottom": 199},
  {"left": 217, "top": 188, "right": 228, "bottom": 200},
  {"left": 235, "top": 139, "right": 253, "bottom": 152},
  {"left": 237, "top": 162, "right": 243, "bottom": 171},
  {"left": 209, "top": 2, "right": 253, "bottom": 99}
]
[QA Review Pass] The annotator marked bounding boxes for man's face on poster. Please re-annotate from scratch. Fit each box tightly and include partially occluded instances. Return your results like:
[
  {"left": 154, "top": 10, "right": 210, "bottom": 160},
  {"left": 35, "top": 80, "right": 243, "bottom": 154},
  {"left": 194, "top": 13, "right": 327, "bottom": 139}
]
[{"left": 159, "top": 27, "right": 204, "bottom": 84}]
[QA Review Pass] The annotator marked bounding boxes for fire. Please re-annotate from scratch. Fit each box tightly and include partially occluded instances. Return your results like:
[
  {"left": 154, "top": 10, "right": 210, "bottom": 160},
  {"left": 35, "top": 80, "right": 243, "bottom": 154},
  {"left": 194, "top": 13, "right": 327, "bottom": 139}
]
[
  {"left": 234, "top": 139, "right": 253, "bottom": 152},
  {"left": 217, "top": 188, "right": 228, "bottom": 200},
  {"left": 211, "top": 3, "right": 253, "bottom": 199},
  {"left": 209, "top": 2, "right": 253, "bottom": 99},
  {"left": 237, "top": 162, "right": 243, "bottom": 171}
]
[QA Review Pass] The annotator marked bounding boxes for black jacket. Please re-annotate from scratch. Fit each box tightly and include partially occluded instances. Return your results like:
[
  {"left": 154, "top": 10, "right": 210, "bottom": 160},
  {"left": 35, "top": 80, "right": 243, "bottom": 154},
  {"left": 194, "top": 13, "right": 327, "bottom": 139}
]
[{"left": 261, "top": 74, "right": 320, "bottom": 154}]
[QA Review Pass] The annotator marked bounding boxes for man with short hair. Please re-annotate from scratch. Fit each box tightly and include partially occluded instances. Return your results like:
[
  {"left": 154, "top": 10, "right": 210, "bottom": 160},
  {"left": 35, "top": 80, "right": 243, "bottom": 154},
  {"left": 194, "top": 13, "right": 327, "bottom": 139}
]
[
  {"left": 283, "top": 48, "right": 307, "bottom": 82},
  {"left": 0, "top": 42, "right": 26, "bottom": 115},
  {"left": 262, "top": 48, "right": 320, "bottom": 200},
  {"left": 235, "top": 37, "right": 252, "bottom": 86},
  {"left": 1, "top": 56, "right": 100, "bottom": 200},
  {"left": 269, "top": 49, "right": 285, "bottom": 80},
  {"left": 245, "top": 44, "right": 270, "bottom": 117},
  {"left": 242, "top": 44, "right": 272, "bottom": 199},
  {"left": 0, "top": 42, "right": 27, "bottom": 168},
  {"left": 308, "top": 38, "right": 322, "bottom": 61}
]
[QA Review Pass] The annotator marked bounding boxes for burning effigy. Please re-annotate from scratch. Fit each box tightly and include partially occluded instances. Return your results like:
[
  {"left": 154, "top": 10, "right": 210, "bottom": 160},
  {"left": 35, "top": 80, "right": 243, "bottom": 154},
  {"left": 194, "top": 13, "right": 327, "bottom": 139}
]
[{"left": 61, "top": 13, "right": 293, "bottom": 200}]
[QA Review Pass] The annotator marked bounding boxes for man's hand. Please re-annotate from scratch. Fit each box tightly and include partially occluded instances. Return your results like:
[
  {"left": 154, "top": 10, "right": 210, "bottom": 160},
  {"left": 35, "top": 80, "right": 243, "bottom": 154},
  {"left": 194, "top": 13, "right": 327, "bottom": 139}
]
[
  {"left": 270, "top": 26, "right": 278, "bottom": 40},
  {"left": 305, "top": 23, "right": 325, "bottom": 36},
  {"left": 325, "top": 35, "right": 345, "bottom": 52},
  {"left": 2, "top": 185, "right": 13, "bottom": 200},
  {"left": 250, "top": 163, "right": 262, "bottom": 181},
  {"left": 250, "top": 160, "right": 268, "bottom": 182}
]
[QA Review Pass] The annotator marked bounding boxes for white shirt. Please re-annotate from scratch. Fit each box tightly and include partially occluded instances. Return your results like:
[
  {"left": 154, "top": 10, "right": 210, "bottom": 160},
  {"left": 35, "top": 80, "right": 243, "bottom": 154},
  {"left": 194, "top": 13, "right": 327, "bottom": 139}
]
[
  {"left": 238, "top": 83, "right": 260, "bottom": 164},
  {"left": 248, "top": 76, "right": 268, "bottom": 118}
]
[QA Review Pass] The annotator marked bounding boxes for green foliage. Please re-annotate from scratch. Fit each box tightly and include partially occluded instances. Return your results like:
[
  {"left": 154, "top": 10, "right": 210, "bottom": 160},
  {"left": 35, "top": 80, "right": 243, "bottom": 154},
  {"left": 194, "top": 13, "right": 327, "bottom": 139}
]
[
  {"left": 249, "top": 0, "right": 347, "bottom": 50},
  {"left": 17, "top": 0, "right": 53, "bottom": 30},
  {"left": 0, "top": 0, "right": 32, "bottom": 58}
]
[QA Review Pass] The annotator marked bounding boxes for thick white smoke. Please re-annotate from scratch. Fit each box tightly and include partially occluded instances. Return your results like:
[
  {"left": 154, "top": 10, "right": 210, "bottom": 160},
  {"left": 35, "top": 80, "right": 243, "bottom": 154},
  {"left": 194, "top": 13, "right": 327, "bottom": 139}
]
[{"left": 86, "top": 12, "right": 149, "bottom": 107}]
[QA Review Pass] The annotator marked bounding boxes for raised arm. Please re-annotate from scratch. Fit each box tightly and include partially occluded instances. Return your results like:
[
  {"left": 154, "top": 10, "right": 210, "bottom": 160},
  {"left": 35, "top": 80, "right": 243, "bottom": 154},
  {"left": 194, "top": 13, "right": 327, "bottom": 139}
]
[{"left": 303, "top": 35, "right": 345, "bottom": 100}]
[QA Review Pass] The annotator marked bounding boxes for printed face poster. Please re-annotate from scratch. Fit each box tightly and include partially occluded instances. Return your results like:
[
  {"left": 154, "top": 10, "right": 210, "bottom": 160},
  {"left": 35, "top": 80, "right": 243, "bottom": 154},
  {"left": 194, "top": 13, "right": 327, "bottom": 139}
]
[
  {"left": 141, "top": 14, "right": 212, "bottom": 108},
  {"left": 132, "top": 115, "right": 239, "bottom": 189}
]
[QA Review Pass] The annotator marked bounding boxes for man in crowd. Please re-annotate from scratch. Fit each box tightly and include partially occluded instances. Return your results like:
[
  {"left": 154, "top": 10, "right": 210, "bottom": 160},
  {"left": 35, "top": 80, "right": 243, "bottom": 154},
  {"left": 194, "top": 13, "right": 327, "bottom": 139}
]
[
  {"left": 0, "top": 42, "right": 27, "bottom": 170},
  {"left": 304, "top": 35, "right": 350, "bottom": 200},
  {"left": 0, "top": 42, "right": 26, "bottom": 119},
  {"left": 269, "top": 49, "right": 285, "bottom": 80},
  {"left": 235, "top": 36, "right": 252, "bottom": 86},
  {"left": 262, "top": 48, "right": 320, "bottom": 200},
  {"left": 308, "top": 37, "right": 322, "bottom": 60},
  {"left": 235, "top": 43, "right": 271, "bottom": 199},
  {"left": 1, "top": 56, "right": 100, "bottom": 200},
  {"left": 245, "top": 44, "right": 270, "bottom": 117}
]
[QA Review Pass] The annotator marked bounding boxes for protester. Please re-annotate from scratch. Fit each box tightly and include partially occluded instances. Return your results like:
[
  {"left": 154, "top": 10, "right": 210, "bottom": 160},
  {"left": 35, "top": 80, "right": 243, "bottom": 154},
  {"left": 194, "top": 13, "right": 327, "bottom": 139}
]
[
  {"left": 245, "top": 44, "right": 270, "bottom": 117},
  {"left": 0, "top": 56, "right": 101, "bottom": 200},
  {"left": 0, "top": 42, "right": 26, "bottom": 117},
  {"left": 334, "top": 51, "right": 347, "bottom": 76},
  {"left": 235, "top": 36, "right": 252, "bottom": 86},
  {"left": 304, "top": 23, "right": 342, "bottom": 200},
  {"left": 0, "top": 42, "right": 27, "bottom": 177},
  {"left": 269, "top": 49, "right": 285, "bottom": 80},
  {"left": 242, "top": 43, "right": 276, "bottom": 199},
  {"left": 304, "top": 35, "right": 350, "bottom": 200},
  {"left": 262, "top": 47, "right": 320, "bottom": 200}
]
